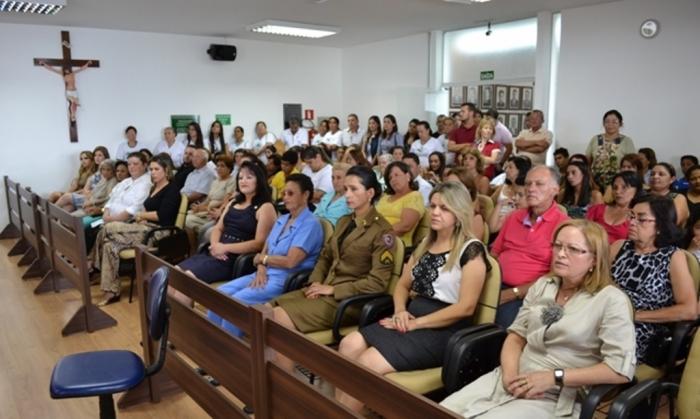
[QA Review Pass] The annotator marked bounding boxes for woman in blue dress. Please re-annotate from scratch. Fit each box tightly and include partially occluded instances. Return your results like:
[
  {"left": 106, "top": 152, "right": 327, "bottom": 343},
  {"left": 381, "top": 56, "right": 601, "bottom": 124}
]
[{"left": 208, "top": 173, "right": 325, "bottom": 336}]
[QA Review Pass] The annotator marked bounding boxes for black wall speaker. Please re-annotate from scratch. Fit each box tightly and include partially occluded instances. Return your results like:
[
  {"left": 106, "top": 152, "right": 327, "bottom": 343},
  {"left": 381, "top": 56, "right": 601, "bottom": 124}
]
[{"left": 207, "top": 44, "right": 237, "bottom": 61}]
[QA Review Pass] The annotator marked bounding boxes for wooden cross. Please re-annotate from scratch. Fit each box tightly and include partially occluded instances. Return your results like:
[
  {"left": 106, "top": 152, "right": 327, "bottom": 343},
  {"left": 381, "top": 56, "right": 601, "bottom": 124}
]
[{"left": 33, "top": 31, "right": 100, "bottom": 143}]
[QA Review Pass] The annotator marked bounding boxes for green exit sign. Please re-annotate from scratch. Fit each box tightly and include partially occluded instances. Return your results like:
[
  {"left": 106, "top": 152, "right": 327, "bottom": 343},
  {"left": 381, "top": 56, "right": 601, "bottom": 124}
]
[
  {"left": 480, "top": 71, "right": 495, "bottom": 81},
  {"left": 215, "top": 114, "right": 231, "bottom": 125}
]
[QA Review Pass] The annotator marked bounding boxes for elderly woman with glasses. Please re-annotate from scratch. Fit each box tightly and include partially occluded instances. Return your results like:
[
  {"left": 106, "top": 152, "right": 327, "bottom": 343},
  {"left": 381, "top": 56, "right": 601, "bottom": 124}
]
[
  {"left": 610, "top": 194, "right": 697, "bottom": 365},
  {"left": 441, "top": 220, "right": 637, "bottom": 418}
]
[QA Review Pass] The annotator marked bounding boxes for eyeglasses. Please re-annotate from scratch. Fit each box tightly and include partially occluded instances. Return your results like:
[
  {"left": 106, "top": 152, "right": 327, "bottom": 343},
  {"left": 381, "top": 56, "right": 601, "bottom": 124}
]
[
  {"left": 626, "top": 213, "right": 656, "bottom": 224},
  {"left": 551, "top": 242, "right": 591, "bottom": 257}
]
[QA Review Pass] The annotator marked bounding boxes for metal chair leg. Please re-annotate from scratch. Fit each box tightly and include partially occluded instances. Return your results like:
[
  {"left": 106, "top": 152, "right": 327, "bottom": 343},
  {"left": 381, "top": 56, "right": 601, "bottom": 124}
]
[{"left": 98, "top": 393, "right": 116, "bottom": 419}]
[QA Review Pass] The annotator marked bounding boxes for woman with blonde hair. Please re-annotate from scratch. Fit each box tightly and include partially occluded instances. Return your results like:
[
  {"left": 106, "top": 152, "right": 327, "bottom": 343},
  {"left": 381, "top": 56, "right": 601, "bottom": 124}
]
[
  {"left": 49, "top": 150, "right": 97, "bottom": 203},
  {"left": 337, "top": 181, "right": 489, "bottom": 412},
  {"left": 442, "top": 220, "right": 636, "bottom": 418},
  {"left": 443, "top": 166, "right": 485, "bottom": 242},
  {"left": 474, "top": 117, "right": 501, "bottom": 179},
  {"left": 314, "top": 162, "right": 352, "bottom": 226},
  {"left": 461, "top": 148, "right": 491, "bottom": 195}
]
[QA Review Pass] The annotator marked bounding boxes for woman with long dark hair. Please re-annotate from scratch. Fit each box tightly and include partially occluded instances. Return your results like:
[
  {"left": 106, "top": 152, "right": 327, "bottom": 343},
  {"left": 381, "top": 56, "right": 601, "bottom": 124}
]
[
  {"left": 186, "top": 122, "right": 205, "bottom": 148},
  {"left": 379, "top": 114, "right": 403, "bottom": 154},
  {"left": 557, "top": 161, "right": 603, "bottom": 218},
  {"left": 208, "top": 120, "right": 227, "bottom": 155}
]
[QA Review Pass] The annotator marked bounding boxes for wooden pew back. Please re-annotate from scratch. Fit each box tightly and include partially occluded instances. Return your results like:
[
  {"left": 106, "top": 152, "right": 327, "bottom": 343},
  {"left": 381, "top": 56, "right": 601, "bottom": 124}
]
[
  {"left": 18, "top": 186, "right": 39, "bottom": 252},
  {"left": 47, "top": 203, "right": 117, "bottom": 335},
  {"left": 132, "top": 249, "right": 460, "bottom": 419},
  {"left": 3, "top": 176, "right": 22, "bottom": 237}
]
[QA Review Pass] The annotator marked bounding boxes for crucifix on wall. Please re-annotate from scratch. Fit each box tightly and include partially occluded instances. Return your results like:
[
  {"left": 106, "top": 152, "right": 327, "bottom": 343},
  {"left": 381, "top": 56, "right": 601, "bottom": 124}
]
[{"left": 33, "top": 30, "right": 100, "bottom": 143}]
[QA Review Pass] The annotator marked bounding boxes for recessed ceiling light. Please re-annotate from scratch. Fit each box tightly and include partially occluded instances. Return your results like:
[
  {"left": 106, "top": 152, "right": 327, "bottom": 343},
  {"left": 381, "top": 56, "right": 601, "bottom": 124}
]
[
  {"left": 247, "top": 20, "right": 339, "bottom": 39},
  {"left": 444, "top": 0, "right": 491, "bottom": 4},
  {"left": 0, "top": 0, "right": 65, "bottom": 14}
]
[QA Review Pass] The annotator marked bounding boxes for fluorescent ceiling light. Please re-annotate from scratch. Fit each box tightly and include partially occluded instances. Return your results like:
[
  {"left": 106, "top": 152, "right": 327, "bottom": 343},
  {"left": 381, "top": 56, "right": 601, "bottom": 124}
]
[
  {"left": 0, "top": 0, "right": 64, "bottom": 14},
  {"left": 248, "top": 20, "right": 339, "bottom": 39},
  {"left": 444, "top": 0, "right": 491, "bottom": 4}
]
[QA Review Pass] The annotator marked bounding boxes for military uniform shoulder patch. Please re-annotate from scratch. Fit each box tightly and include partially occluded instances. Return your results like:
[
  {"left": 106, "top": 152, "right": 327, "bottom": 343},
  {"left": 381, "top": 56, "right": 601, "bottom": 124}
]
[
  {"left": 382, "top": 233, "right": 395, "bottom": 250},
  {"left": 380, "top": 249, "right": 394, "bottom": 265}
]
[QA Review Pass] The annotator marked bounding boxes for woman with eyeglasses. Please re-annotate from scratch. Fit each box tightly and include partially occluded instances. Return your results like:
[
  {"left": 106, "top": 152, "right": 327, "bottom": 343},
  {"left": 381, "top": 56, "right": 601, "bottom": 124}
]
[
  {"left": 610, "top": 194, "right": 697, "bottom": 365},
  {"left": 442, "top": 220, "right": 636, "bottom": 418}
]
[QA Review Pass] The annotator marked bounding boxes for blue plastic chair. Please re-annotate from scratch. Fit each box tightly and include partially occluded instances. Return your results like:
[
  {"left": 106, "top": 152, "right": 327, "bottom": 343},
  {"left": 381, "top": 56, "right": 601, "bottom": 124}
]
[{"left": 49, "top": 267, "right": 171, "bottom": 419}]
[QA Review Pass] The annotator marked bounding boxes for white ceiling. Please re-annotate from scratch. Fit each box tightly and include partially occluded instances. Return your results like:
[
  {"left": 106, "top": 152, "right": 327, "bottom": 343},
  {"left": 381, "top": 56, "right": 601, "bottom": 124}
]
[{"left": 0, "top": 0, "right": 618, "bottom": 47}]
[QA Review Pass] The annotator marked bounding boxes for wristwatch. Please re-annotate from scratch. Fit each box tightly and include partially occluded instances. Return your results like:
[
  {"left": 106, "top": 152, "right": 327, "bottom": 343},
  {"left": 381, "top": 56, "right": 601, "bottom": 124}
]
[
  {"left": 553, "top": 368, "right": 565, "bottom": 387},
  {"left": 512, "top": 287, "right": 521, "bottom": 299}
]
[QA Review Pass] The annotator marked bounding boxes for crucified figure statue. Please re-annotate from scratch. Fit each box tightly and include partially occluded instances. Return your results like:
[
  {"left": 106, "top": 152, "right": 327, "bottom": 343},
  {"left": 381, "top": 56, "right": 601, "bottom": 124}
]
[{"left": 39, "top": 60, "right": 92, "bottom": 122}]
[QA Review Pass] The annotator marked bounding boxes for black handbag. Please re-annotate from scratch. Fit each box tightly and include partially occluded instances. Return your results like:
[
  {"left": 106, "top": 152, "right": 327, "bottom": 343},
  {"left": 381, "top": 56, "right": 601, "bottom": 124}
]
[{"left": 644, "top": 328, "right": 672, "bottom": 368}]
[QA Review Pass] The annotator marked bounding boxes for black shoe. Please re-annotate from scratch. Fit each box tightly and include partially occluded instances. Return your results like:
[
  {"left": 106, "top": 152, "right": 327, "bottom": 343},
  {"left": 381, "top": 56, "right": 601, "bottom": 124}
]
[{"left": 96, "top": 293, "right": 120, "bottom": 306}]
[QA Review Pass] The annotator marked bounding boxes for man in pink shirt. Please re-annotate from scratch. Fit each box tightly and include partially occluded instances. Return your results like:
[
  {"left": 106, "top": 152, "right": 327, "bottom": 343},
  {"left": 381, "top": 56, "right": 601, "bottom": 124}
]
[{"left": 491, "top": 165, "right": 568, "bottom": 326}]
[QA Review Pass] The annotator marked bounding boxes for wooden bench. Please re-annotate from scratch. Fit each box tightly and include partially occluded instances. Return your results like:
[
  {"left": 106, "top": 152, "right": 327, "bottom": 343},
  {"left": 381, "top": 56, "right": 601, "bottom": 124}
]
[
  {"left": 1, "top": 176, "right": 30, "bottom": 258},
  {"left": 17, "top": 186, "right": 46, "bottom": 278},
  {"left": 46, "top": 202, "right": 117, "bottom": 336},
  {"left": 121, "top": 248, "right": 460, "bottom": 418}
]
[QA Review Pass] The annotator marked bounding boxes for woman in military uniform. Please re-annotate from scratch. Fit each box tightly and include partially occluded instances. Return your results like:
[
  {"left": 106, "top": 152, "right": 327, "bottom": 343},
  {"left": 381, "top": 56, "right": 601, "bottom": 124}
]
[{"left": 270, "top": 165, "right": 398, "bottom": 371}]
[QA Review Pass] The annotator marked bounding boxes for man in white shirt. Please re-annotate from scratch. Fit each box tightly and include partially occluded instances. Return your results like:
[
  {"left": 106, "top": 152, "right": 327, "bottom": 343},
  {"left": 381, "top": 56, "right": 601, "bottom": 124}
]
[
  {"left": 403, "top": 153, "right": 433, "bottom": 206},
  {"left": 153, "top": 126, "right": 186, "bottom": 168},
  {"left": 301, "top": 146, "right": 333, "bottom": 203},
  {"left": 514, "top": 110, "right": 553, "bottom": 166},
  {"left": 409, "top": 121, "right": 444, "bottom": 168},
  {"left": 114, "top": 125, "right": 142, "bottom": 161},
  {"left": 280, "top": 117, "right": 309, "bottom": 149},
  {"left": 181, "top": 148, "right": 216, "bottom": 203},
  {"left": 340, "top": 113, "right": 365, "bottom": 148}
]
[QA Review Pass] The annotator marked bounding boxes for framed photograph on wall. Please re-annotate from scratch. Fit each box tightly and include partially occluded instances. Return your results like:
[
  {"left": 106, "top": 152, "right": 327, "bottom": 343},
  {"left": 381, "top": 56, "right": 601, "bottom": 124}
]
[
  {"left": 497, "top": 114, "right": 506, "bottom": 125},
  {"left": 508, "top": 114, "right": 521, "bottom": 135},
  {"left": 495, "top": 85, "right": 508, "bottom": 110},
  {"left": 466, "top": 85, "right": 479, "bottom": 105},
  {"left": 521, "top": 113, "right": 530, "bottom": 131},
  {"left": 449, "top": 86, "right": 465, "bottom": 108},
  {"left": 480, "top": 85, "right": 493, "bottom": 110},
  {"left": 521, "top": 87, "right": 533, "bottom": 110},
  {"left": 509, "top": 86, "right": 522, "bottom": 110}
]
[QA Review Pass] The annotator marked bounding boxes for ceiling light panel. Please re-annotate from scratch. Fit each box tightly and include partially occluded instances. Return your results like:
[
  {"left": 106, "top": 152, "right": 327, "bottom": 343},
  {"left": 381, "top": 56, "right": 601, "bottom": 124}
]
[
  {"left": 247, "top": 20, "right": 339, "bottom": 39},
  {"left": 0, "top": 0, "right": 65, "bottom": 14}
]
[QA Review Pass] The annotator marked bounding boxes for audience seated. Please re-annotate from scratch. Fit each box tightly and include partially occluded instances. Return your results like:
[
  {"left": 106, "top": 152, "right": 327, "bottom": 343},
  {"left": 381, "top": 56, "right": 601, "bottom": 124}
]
[
  {"left": 459, "top": 148, "right": 491, "bottom": 195},
  {"left": 610, "top": 194, "right": 697, "bottom": 365},
  {"left": 270, "top": 150, "right": 300, "bottom": 202},
  {"left": 360, "top": 115, "right": 382, "bottom": 165},
  {"left": 313, "top": 163, "right": 352, "bottom": 226},
  {"left": 336, "top": 181, "right": 488, "bottom": 413},
  {"left": 49, "top": 150, "right": 97, "bottom": 203},
  {"left": 557, "top": 161, "right": 603, "bottom": 218},
  {"left": 252, "top": 121, "right": 277, "bottom": 163},
  {"left": 638, "top": 147, "right": 657, "bottom": 185},
  {"left": 281, "top": 117, "right": 309, "bottom": 149},
  {"left": 447, "top": 103, "right": 477, "bottom": 156},
  {"left": 443, "top": 167, "right": 486, "bottom": 241},
  {"left": 379, "top": 114, "right": 403, "bottom": 154},
  {"left": 491, "top": 165, "right": 569, "bottom": 327},
  {"left": 402, "top": 153, "right": 433, "bottom": 206},
  {"left": 153, "top": 127, "right": 186, "bottom": 168},
  {"left": 208, "top": 174, "right": 324, "bottom": 336},
  {"left": 491, "top": 155, "right": 532, "bottom": 205},
  {"left": 514, "top": 110, "right": 552, "bottom": 166},
  {"left": 586, "top": 171, "right": 643, "bottom": 243},
  {"left": 178, "top": 161, "right": 276, "bottom": 286},
  {"left": 341, "top": 113, "right": 365, "bottom": 148},
  {"left": 206, "top": 120, "right": 227, "bottom": 155},
  {"left": 474, "top": 117, "right": 501, "bottom": 179},
  {"left": 311, "top": 119, "right": 329, "bottom": 147},
  {"left": 553, "top": 147, "right": 569, "bottom": 178},
  {"left": 376, "top": 161, "right": 425, "bottom": 247},
  {"left": 485, "top": 108, "right": 514, "bottom": 165},
  {"left": 375, "top": 153, "right": 393, "bottom": 191},
  {"left": 687, "top": 217, "right": 700, "bottom": 263},
  {"left": 114, "top": 126, "right": 142, "bottom": 161},
  {"left": 184, "top": 154, "right": 236, "bottom": 237},
  {"left": 441, "top": 220, "right": 636, "bottom": 418},
  {"left": 403, "top": 118, "right": 419, "bottom": 149},
  {"left": 686, "top": 165, "right": 700, "bottom": 222},
  {"left": 489, "top": 176, "right": 527, "bottom": 235},
  {"left": 181, "top": 148, "right": 217, "bottom": 204},
  {"left": 172, "top": 145, "right": 195, "bottom": 190},
  {"left": 54, "top": 146, "right": 109, "bottom": 210},
  {"left": 425, "top": 151, "right": 446, "bottom": 184},
  {"left": 72, "top": 159, "right": 118, "bottom": 218},
  {"left": 408, "top": 121, "right": 444, "bottom": 167},
  {"left": 437, "top": 116, "right": 456, "bottom": 165},
  {"left": 184, "top": 122, "right": 204, "bottom": 148},
  {"left": 227, "top": 125, "right": 248, "bottom": 153},
  {"left": 586, "top": 110, "right": 636, "bottom": 189},
  {"left": 265, "top": 153, "right": 281, "bottom": 181},
  {"left": 341, "top": 147, "right": 371, "bottom": 168},
  {"left": 270, "top": 165, "right": 396, "bottom": 371},
  {"left": 301, "top": 146, "right": 334, "bottom": 204},
  {"left": 672, "top": 155, "right": 698, "bottom": 193},
  {"left": 648, "top": 163, "right": 690, "bottom": 226},
  {"left": 91, "top": 154, "right": 180, "bottom": 305}
]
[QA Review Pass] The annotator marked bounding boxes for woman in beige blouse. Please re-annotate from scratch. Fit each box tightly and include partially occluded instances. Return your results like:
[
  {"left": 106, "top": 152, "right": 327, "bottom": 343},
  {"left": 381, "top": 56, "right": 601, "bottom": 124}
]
[
  {"left": 185, "top": 154, "right": 237, "bottom": 234},
  {"left": 441, "top": 219, "right": 636, "bottom": 418}
]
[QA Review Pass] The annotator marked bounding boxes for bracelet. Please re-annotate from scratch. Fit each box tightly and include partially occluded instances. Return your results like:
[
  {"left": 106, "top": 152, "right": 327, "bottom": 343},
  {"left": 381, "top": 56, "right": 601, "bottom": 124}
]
[{"left": 262, "top": 255, "right": 269, "bottom": 266}]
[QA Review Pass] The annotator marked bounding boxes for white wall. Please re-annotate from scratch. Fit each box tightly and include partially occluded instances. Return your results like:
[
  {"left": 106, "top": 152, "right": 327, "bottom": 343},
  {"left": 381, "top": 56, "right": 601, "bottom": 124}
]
[
  {"left": 341, "top": 33, "right": 430, "bottom": 132},
  {"left": 555, "top": 0, "right": 700, "bottom": 166},
  {"left": 0, "top": 23, "right": 342, "bottom": 226}
]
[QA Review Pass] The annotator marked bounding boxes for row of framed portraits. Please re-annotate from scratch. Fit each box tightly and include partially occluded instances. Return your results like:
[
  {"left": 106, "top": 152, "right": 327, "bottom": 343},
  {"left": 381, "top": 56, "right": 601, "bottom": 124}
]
[
  {"left": 449, "top": 84, "right": 534, "bottom": 111},
  {"left": 497, "top": 113, "right": 529, "bottom": 136}
]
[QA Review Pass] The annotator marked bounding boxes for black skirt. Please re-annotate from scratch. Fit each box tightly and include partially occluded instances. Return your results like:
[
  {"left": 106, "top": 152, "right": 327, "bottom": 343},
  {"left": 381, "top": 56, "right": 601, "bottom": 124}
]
[{"left": 359, "top": 296, "right": 471, "bottom": 371}]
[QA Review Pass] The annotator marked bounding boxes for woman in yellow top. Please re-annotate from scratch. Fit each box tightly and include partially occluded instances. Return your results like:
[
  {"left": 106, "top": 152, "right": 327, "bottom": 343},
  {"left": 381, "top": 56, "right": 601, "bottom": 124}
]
[
  {"left": 270, "top": 150, "right": 300, "bottom": 202},
  {"left": 376, "top": 161, "right": 425, "bottom": 247}
]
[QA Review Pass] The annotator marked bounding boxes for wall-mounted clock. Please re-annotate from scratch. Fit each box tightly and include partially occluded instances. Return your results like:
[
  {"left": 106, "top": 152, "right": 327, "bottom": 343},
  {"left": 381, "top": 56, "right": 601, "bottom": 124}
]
[{"left": 640, "top": 19, "right": 659, "bottom": 39}]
